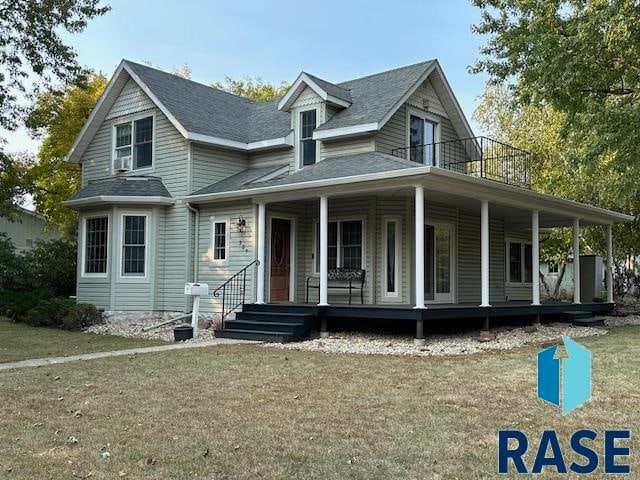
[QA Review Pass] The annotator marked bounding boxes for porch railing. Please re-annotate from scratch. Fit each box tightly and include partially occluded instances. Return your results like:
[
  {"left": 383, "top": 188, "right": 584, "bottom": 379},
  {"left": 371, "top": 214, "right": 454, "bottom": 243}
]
[
  {"left": 391, "top": 136, "right": 532, "bottom": 190},
  {"left": 212, "top": 259, "right": 259, "bottom": 328}
]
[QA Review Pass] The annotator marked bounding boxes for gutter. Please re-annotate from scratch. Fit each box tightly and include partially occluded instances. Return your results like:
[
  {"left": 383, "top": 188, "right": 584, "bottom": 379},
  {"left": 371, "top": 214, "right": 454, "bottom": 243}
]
[{"left": 186, "top": 202, "right": 200, "bottom": 282}]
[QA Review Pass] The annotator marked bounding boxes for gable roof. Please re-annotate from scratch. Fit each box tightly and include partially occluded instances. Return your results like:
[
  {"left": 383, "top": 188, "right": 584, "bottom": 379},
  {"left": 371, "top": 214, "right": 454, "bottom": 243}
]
[
  {"left": 278, "top": 72, "right": 352, "bottom": 111},
  {"left": 68, "top": 58, "right": 475, "bottom": 163}
]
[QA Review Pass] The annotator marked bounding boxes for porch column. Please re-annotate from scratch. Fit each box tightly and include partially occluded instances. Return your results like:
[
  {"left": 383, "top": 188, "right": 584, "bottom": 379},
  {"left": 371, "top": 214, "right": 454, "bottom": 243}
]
[
  {"left": 480, "top": 200, "right": 491, "bottom": 307},
  {"left": 573, "top": 218, "right": 581, "bottom": 304},
  {"left": 414, "top": 186, "right": 425, "bottom": 310},
  {"left": 531, "top": 210, "right": 541, "bottom": 306},
  {"left": 319, "top": 195, "right": 329, "bottom": 307},
  {"left": 256, "top": 202, "right": 266, "bottom": 304},
  {"left": 606, "top": 223, "right": 614, "bottom": 303}
]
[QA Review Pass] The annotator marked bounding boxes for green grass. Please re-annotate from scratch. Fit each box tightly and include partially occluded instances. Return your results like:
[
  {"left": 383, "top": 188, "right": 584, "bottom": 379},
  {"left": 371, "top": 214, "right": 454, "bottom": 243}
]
[
  {"left": 0, "top": 326, "right": 638, "bottom": 479},
  {"left": 0, "top": 318, "right": 166, "bottom": 363}
]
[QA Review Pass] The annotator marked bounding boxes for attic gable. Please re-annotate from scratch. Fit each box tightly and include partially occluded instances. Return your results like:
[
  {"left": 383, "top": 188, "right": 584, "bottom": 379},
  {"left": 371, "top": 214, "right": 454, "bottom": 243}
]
[{"left": 278, "top": 72, "right": 352, "bottom": 111}]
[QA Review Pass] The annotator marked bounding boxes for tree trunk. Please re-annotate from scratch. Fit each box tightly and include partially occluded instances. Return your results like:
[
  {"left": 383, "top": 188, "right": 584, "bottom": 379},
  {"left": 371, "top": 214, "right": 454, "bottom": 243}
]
[{"left": 552, "top": 263, "right": 567, "bottom": 299}]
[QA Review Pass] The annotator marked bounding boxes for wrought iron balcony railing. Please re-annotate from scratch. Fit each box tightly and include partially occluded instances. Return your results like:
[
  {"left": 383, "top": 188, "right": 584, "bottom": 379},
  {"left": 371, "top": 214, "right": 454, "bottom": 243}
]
[{"left": 391, "top": 136, "right": 532, "bottom": 190}]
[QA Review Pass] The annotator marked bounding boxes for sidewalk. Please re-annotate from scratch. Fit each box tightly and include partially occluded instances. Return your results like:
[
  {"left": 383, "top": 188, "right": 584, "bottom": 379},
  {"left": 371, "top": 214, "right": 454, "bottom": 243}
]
[{"left": 0, "top": 338, "right": 252, "bottom": 371}]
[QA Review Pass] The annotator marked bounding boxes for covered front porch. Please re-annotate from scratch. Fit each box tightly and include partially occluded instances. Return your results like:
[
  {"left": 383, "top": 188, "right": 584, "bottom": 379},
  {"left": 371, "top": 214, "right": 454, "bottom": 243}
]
[{"left": 186, "top": 155, "right": 632, "bottom": 343}]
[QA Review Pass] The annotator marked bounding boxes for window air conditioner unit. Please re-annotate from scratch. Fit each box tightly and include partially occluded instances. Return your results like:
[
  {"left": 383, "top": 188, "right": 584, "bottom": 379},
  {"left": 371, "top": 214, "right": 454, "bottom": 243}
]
[{"left": 114, "top": 155, "right": 132, "bottom": 172}]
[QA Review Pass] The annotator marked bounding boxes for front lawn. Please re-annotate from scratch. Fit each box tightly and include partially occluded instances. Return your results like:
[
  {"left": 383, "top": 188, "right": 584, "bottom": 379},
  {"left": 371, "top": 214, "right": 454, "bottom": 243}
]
[
  {"left": 0, "top": 318, "right": 166, "bottom": 363},
  {"left": 0, "top": 326, "right": 638, "bottom": 479}
]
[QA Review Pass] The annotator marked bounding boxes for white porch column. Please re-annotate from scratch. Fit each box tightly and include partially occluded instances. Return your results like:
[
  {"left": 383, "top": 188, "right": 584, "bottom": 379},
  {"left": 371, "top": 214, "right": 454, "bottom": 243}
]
[
  {"left": 573, "top": 218, "right": 581, "bottom": 304},
  {"left": 256, "top": 202, "right": 266, "bottom": 304},
  {"left": 414, "top": 186, "right": 425, "bottom": 309},
  {"left": 319, "top": 195, "right": 329, "bottom": 307},
  {"left": 606, "top": 223, "right": 614, "bottom": 303},
  {"left": 480, "top": 200, "right": 491, "bottom": 307},
  {"left": 532, "top": 210, "right": 541, "bottom": 306}
]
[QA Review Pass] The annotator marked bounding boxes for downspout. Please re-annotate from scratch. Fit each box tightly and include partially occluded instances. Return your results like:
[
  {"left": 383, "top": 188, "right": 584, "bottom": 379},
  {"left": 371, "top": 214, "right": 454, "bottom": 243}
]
[{"left": 186, "top": 202, "right": 200, "bottom": 282}]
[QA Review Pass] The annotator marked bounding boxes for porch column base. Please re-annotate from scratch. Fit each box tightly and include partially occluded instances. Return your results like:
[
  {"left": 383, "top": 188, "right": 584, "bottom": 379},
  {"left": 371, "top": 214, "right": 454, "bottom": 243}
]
[
  {"left": 414, "top": 319, "right": 425, "bottom": 345},
  {"left": 482, "top": 316, "right": 490, "bottom": 332},
  {"left": 413, "top": 338, "right": 426, "bottom": 346},
  {"left": 319, "top": 316, "right": 329, "bottom": 338}
]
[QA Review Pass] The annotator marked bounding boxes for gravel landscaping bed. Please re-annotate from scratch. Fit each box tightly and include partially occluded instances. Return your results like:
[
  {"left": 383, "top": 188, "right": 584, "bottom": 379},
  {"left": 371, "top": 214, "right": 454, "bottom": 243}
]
[
  {"left": 604, "top": 314, "right": 640, "bottom": 327},
  {"left": 85, "top": 319, "right": 218, "bottom": 343},
  {"left": 270, "top": 322, "right": 612, "bottom": 357}
]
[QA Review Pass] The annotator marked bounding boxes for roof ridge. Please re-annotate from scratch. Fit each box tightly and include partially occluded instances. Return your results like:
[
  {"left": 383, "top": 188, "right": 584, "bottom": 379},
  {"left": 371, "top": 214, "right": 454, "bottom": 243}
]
[
  {"left": 123, "top": 59, "right": 257, "bottom": 105},
  {"left": 336, "top": 59, "right": 436, "bottom": 86}
]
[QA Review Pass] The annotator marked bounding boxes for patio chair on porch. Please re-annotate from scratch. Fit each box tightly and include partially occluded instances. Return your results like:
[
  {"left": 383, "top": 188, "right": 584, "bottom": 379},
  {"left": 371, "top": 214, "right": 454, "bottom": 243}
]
[{"left": 306, "top": 268, "right": 366, "bottom": 305}]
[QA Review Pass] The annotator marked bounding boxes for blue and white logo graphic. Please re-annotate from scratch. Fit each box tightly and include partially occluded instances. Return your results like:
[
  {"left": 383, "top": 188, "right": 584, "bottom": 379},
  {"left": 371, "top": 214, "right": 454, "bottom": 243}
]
[{"left": 537, "top": 336, "right": 591, "bottom": 415}]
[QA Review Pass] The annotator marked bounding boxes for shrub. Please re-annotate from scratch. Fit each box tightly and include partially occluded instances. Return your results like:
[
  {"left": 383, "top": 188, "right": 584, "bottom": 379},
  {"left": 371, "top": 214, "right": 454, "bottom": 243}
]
[
  {"left": 0, "top": 290, "right": 49, "bottom": 322},
  {"left": 23, "top": 239, "right": 77, "bottom": 297},
  {"left": 24, "top": 297, "right": 75, "bottom": 328},
  {"left": 62, "top": 303, "right": 101, "bottom": 331}
]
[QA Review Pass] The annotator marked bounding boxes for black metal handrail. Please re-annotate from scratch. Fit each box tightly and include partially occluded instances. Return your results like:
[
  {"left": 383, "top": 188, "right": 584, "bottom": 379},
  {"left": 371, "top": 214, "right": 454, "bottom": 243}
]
[
  {"left": 212, "top": 259, "right": 259, "bottom": 328},
  {"left": 391, "top": 136, "right": 532, "bottom": 189}
]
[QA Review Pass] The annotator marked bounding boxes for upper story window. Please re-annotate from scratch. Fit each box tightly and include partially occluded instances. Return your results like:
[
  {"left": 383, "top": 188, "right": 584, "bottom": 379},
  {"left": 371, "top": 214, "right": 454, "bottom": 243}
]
[
  {"left": 113, "top": 116, "right": 153, "bottom": 171},
  {"left": 300, "top": 109, "right": 317, "bottom": 167},
  {"left": 409, "top": 113, "right": 438, "bottom": 166}
]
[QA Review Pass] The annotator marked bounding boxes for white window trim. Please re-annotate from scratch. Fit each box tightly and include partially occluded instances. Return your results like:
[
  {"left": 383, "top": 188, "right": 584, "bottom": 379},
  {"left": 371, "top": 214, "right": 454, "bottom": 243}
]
[
  {"left": 312, "top": 217, "right": 366, "bottom": 274},
  {"left": 505, "top": 238, "right": 533, "bottom": 286},
  {"left": 297, "top": 107, "right": 321, "bottom": 170},
  {"left": 383, "top": 218, "right": 401, "bottom": 298},
  {"left": 80, "top": 214, "right": 110, "bottom": 278},
  {"left": 406, "top": 107, "right": 441, "bottom": 167},
  {"left": 111, "top": 111, "right": 156, "bottom": 174},
  {"left": 210, "top": 216, "right": 230, "bottom": 265},
  {"left": 547, "top": 262, "right": 560, "bottom": 275},
  {"left": 118, "top": 212, "right": 150, "bottom": 281}
]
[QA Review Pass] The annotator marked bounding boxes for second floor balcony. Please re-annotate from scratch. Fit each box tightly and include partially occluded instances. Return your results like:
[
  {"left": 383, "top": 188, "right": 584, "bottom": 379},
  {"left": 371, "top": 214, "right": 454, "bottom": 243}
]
[{"left": 391, "top": 136, "right": 533, "bottom": 190}]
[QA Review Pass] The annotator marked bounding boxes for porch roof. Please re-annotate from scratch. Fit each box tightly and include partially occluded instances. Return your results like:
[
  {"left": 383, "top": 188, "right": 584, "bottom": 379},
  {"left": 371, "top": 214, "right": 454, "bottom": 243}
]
[{"left": 183, "top": 153, "right": 633, "bottom": 227}]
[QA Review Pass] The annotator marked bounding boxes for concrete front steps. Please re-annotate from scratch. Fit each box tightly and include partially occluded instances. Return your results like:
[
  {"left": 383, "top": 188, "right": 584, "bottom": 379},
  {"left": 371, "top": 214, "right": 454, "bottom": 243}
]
[
  {"left": 560, "top": 310, "right": 606, "bottom": 327},
  {"left": 214, "top": 309, "right": 316, "bottom": 343}
]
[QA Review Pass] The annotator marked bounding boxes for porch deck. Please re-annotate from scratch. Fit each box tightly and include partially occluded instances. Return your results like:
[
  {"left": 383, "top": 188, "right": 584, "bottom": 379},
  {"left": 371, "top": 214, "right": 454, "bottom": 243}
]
[{"left": 245, "top": 301, "right": 614, "bottom": 322}]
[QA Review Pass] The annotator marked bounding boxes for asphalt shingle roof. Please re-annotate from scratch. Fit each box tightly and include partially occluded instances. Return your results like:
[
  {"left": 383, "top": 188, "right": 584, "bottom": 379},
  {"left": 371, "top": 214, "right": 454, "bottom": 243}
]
[
  {"left": 69, "top": 176, "right": 172, "bottom": 200},
  {"left": 125, "top": 61, "right": 291, "bottom": 144},
  {"left": 315, "top": 60, "right": 435, "bottom": 132},
  {"left": 303, "top": 72, "right": 352, "bottom": 104},
  {"left": 124, "top": 59, "right": 435, "bottom": 144},
  {"left": 190, "top": 152, "right": 420, "bottom": 196}
]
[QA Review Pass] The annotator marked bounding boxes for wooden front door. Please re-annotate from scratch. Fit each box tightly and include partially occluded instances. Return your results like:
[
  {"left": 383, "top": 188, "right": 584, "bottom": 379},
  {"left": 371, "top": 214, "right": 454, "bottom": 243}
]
[{"left": 270, "top": 218, "right": 291, "bottom": 302}]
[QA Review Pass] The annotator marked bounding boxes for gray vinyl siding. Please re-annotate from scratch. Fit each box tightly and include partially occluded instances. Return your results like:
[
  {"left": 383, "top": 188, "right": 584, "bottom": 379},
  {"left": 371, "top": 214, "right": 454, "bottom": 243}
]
[
  {"left": 375, "top": 103, "right": 460, "bottom": 156},
  {"left": 76, "top": 80, "right": 191, "bottom": 312},
  {"left": 196, "top": 202, "right": 256, "bottom": 316},
  {"left": 191, "top": 144, "right": 248, "bottom": 192},
  {"left": 249, "top": 148, "right": 293, "bottom": 171},
  {"left": 320, "top": 136, "right": 375, "bottom": 158}
]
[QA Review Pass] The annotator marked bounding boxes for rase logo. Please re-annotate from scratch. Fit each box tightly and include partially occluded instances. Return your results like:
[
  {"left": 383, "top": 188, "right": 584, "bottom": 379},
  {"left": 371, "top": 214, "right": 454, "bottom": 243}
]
[
  {"left": 538, "top": 336, "right": 591, "bottom": 415},
  {"left": 498, "top": 337, "right": 631, "bottom": 475}
]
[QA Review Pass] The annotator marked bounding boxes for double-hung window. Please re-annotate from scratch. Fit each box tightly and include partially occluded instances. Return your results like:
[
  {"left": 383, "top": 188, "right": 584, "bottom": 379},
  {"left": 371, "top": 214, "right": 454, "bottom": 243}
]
[
  {"left": 507, "top": 240, "right": 533, "bottom": 283},
  {"left": 212, "top": 219, "right": 229, "bottom": 262},
  {"left": 121, "top": 215, "right": 147, "bottom": 277},
  {"left": 300, "top": 110, "right": 317, "bottom": 167},
  {"left": 84, "top": 216, "right": 109, "bottom": 275},
  {"left": 315, "top": 220, "right": 363, "bottom": 271},
  {"left": 114, "top": 116, "right": 153, "bottom": 170}
]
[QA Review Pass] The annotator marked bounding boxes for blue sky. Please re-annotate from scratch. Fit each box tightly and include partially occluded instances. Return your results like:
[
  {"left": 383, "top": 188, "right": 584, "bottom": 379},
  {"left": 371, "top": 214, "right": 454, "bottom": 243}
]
[{"left": 4, "top": 0, "right": 489, "bottom": 153}]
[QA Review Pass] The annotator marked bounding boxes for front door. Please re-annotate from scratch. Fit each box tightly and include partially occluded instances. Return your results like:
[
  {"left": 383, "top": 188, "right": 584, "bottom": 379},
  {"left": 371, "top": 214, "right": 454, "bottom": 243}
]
[
  {"left": 425, "top": 223, "right": 454, "bottom": 303},
  {"left": 270, "top": 218, "right": 291, "bottom": 302}
]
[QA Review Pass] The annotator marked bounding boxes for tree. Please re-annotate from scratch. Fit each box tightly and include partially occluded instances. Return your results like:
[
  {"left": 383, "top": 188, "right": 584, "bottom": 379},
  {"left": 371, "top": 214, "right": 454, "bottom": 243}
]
[
  {"left": 212, "top": 76, "right": 289, "bottom": 101},
  {"left": 0, "top": 0, "right": 110, "bottom": 217},
  {"left": 25, "top": 73, "right": 108, "bottom": 237},
  {"left": 471, "top": 0, "right": 640, "bottom": 177},
  {"left": 474, "top": 83, "right": 640, "bottom": 297}
]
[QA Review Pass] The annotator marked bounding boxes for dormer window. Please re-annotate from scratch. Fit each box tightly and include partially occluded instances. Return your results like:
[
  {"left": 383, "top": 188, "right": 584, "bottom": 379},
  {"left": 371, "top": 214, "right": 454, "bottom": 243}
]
[
  {"left": 300, "top": 109, "right": 317, "bottom": 167},
  {"left": 113, "top": 115, "right": 154, "bottom": 171}
]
